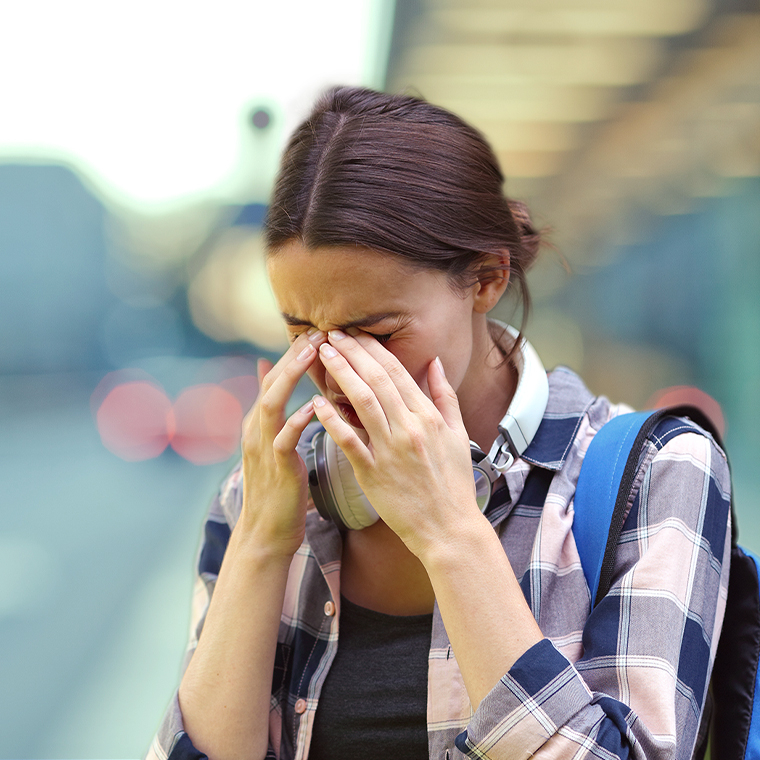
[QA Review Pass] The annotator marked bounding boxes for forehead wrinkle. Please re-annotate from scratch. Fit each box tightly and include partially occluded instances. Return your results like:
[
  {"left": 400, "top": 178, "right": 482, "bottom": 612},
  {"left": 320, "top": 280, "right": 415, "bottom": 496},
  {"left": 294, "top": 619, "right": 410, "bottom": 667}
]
[{"left": 281, "top": 310, "right": 409, "bottom": 330}]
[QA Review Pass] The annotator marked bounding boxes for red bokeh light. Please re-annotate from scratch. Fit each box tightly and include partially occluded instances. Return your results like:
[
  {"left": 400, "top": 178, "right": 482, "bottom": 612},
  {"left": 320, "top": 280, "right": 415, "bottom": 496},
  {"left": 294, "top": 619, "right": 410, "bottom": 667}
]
[
  {"left": 648, "top": 385, "right": 726, "bottom": 438},
  {"left": 219, "top": 374, "right": 258, "bottom": 413},
  {"left": 196, "top": 355, "right": 259, "bottom": 412},
  {"left": 90, "top": 368, "right": 162, "bottom": 420},
  {"left": 170, "top": 384, "right": 243, "bottom": 465},
  {"left": 92, "top": 358, "right": 259, "bottom": 464},
  {"left": 95, "top": 381, "right": 175, "bottom": 461}
]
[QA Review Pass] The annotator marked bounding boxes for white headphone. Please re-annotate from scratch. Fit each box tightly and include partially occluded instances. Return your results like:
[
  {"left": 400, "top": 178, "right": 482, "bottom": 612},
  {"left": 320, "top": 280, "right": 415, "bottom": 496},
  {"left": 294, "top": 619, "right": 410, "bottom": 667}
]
[{"left": 306, "top": 324, "right": 549, "bottom": 530}]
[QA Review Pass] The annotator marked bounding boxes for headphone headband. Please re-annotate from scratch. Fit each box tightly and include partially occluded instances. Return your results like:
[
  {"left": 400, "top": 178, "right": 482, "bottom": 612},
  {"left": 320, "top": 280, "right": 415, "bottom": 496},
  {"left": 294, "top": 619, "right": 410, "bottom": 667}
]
[{"left": 487, "top": 323, "right": 549, "bottom": 472}]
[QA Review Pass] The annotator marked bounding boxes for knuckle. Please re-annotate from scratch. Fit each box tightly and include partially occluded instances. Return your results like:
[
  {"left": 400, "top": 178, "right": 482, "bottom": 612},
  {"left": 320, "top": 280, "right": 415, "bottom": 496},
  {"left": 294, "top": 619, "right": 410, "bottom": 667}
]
[
  {"left": 284, "top": 411, "right": 306, "bottom": 431},
  {"left": 367, "top": 367, "right": 389, "bottom": 388},
  {"left": 259, "top": 394, "right": 278, "bottom": 416},
  {"left": 331, "top": 428, "right": 354, "bottom": 450},
  {"left": 443, "top": 387, "right": 459, "bottom": 407},
  {"left": 329, "top": 352, "right": 348, "bottom": 370},
  {"left": 285, "top": 353, "right": 307, "bottom": 373},
  {"left": 445, "top": 384, "right": 459, "bottom": 401},
  {"left": 271, "top": 437, "right": 289, "bottom": 457},
  {"left": 259, "top": 373, "right": 275, "bottom": 395},
  {"left": 385, "top": 360, "right": 406, "bottom": 381},
  {"left": 418, "top": 408, "right": 438, "bottom": 428},
  {"left": 354, "top": 389, "right": 376, "bottom": 411},
  {"left": 404, "top": 425, "right": 427, "bottom": 452}
]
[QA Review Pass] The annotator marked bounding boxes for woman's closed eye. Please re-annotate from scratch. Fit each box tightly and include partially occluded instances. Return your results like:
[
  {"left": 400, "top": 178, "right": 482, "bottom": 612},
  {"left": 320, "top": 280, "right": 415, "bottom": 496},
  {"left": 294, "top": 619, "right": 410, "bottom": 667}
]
[{"left": 288, "top": 330, "right": 392, "bottom": 345}]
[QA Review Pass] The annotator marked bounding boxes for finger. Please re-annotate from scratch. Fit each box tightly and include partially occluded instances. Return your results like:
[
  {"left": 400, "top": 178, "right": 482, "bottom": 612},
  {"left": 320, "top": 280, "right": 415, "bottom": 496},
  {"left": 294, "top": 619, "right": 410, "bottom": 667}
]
[
  {"left": 427, "top": 356, "right": 467, "bottom": 436},
  {"left": 256, "top": 357, "right": 274, "bottom": 394},
  {"left": 271, "top": 399, "right": 316, "bottom": 464},
  {"left": 318, "top": 341, "right": 393, "bottom": 435},
  {"left": 311, "top": 395, "right": 373, "bottom": 469},
  {"left": 258, "top": 341, "right": 320, "bottom": 441},
  {"left": 345, "top": 330, "right": 436, "bottom": 414},
  {"left": 246, "top": 331, "right": 322, "bottom": 440},
  {"left": 253, "top": 329, "right": 324, "bottom": 431},
  {"left": 258, "top": 329, "right": 325, "bottom": 395},
  {"left": 327, "top": 330, "right": 428, "bottom": 416}
]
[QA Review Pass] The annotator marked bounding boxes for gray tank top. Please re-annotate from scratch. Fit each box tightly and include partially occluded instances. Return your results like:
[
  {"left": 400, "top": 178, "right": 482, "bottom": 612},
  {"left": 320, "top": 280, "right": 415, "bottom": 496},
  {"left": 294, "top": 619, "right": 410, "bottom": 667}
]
[{"left": 308, "top": 595, "right": 433, "bottom": 759}]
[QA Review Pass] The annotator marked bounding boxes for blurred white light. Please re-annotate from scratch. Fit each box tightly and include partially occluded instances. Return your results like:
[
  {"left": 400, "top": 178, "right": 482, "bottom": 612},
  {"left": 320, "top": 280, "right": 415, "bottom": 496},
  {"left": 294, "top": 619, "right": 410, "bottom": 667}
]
[{"left": 0, "top": 0, "right": 392, "bottom": 211}]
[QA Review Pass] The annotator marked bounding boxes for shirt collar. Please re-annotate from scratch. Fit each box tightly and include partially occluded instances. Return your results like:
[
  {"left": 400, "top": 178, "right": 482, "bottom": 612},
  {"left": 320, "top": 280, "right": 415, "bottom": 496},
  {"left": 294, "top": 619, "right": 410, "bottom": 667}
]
[{"left": 518, "top": 367, "right": 596, "bottom": 472}]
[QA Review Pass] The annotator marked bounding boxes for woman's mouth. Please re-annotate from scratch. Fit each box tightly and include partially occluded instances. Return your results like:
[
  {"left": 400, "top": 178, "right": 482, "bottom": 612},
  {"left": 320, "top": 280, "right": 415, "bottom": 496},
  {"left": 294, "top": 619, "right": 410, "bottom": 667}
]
[{"left": 336, "top": 401, "right": 365, "bottom": 430}]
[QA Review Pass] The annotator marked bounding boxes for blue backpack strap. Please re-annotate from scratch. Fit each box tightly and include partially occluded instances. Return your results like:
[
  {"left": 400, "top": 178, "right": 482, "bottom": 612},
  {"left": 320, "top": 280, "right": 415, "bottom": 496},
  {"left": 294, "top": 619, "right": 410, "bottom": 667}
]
[
  {"left": 573, "top": 411, "right": 654, "bottom": 607},
  {"left": 575, "top": 405, "right": 760, "bottom": 759}
]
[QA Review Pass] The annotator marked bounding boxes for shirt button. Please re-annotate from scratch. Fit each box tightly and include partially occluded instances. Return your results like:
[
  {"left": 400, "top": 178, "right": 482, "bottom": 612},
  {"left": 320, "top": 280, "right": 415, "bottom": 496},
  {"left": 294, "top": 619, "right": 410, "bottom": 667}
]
[
  {"left": 324, "top": 600, "right": 336, "bottom": 616},
  {"left": 295, "top": 699, "right": 307, "bottom": 714}
]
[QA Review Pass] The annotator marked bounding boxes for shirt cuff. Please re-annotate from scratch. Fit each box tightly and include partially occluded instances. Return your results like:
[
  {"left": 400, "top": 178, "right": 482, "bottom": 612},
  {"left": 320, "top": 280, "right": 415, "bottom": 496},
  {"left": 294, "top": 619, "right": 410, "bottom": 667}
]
[
  {"left": 455, "top": 638, "right": 594, "bottom": 757},
  {"left": 166, "top": 732, "right": 208, "bottom": 760}
]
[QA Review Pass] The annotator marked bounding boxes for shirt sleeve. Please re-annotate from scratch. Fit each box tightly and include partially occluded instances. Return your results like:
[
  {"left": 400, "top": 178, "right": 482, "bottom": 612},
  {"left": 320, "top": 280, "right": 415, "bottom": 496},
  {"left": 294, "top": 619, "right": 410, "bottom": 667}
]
[
  {"left": 455, "top": 429, "right": 732, "bottom": 759},
  {"left": 143, "top": 464, "right": 281, "bottom": 760}
]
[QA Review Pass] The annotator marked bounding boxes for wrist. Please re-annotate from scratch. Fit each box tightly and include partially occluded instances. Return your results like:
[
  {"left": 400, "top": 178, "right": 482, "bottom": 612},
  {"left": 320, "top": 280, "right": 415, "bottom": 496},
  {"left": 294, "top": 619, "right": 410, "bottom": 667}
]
[
  {"left": 415, "top": 510, "right": 496, "bottom": 574},
  {"left": 228, "top": 517, "right": 303, "bottom": 567}
]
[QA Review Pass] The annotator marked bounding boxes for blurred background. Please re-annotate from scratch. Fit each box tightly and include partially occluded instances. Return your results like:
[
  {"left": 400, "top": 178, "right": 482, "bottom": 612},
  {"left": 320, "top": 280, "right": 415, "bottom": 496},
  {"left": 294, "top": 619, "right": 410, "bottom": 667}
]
[{"left": 1, "top": 0, "right": 758, "bottom": 756}]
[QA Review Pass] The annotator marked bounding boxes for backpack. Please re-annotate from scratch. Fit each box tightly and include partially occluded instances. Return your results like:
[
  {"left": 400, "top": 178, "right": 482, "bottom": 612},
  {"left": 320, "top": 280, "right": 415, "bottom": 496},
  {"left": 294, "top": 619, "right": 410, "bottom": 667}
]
[{"left": 573, "top": 406, "right": 760, "bottom": 760}]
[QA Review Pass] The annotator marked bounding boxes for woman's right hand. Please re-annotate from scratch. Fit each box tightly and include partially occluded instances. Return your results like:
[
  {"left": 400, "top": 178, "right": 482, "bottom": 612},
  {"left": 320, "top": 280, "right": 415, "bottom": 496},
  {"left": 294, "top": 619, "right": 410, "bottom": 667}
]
[
  {"left": 238, "top": 328, "right": 326, "bottom": 557},
  {"left": 178, "top": 329, "right": 327, "bottom": 760}
]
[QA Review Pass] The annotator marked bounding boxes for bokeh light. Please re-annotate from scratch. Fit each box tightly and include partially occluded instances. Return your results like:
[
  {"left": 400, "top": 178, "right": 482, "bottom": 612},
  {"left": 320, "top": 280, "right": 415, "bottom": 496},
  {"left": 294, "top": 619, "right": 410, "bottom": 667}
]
[
  {"left": 187, "top": 226, "right": 287, "bottom": 350},
  {"left": 170, "top": 384, "right": 243, "bottom": 465},
  {"left": 95, "top": 380, "right": 174, "bottom": 461},
  {"left": 92, "top": 359, "right": 259, "bottom": 465},
  {"left": 0, "top": 0, "right": 393, "bottom": 211},
  {"left": 648, "top": 384, "right": 727, "bottom": 439}
]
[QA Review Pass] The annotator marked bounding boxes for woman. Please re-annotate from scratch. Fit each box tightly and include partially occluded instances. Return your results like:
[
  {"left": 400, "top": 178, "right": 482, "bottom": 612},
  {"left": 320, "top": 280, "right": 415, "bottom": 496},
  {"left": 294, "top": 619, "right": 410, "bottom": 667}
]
[{"left": 148, "top": 87, "right": 731, "bottom": 760}]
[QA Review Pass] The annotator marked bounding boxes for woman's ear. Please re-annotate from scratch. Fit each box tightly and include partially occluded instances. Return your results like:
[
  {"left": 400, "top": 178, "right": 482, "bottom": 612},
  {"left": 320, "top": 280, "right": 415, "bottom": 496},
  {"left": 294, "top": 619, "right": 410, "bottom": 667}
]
[{"left": 472, "top": 252, "right": 510, "bottom": 314}]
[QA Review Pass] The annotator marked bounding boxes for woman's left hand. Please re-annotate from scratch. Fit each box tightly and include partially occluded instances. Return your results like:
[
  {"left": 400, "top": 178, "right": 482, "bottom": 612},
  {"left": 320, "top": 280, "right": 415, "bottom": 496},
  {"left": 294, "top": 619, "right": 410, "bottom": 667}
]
[
  {"left": 311, "top": 329, "right": 483, "bottom": 559},
  {"left": 313, "top": 329, "right": 545, "bottom": 710}
]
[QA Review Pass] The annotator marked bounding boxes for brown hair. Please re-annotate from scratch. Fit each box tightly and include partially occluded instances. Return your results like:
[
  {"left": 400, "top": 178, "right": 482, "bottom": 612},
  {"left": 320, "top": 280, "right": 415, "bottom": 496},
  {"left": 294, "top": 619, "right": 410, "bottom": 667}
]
[{"left": 265, "top": 87, "right": 541, "bottom": 349}]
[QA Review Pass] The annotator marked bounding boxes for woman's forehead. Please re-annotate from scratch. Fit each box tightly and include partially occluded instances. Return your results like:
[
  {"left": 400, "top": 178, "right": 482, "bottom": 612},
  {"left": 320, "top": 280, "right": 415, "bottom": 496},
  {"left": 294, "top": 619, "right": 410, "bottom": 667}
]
[
  {"left": 267, "top": 241, "right": 415, "bottom": 276},
  {"left": 268, "top": 243, "right": 434, "bottom": 296},
  {"left": 266, "top": 242, "right": 451, "bottom": 326}
]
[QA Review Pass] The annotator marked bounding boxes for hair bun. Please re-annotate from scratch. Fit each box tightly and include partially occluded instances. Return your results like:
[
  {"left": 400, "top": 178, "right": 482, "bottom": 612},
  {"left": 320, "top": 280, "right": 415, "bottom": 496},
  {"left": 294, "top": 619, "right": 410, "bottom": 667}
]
[{"left": 507, "top": 199, "right": 541, "bottom": 261}]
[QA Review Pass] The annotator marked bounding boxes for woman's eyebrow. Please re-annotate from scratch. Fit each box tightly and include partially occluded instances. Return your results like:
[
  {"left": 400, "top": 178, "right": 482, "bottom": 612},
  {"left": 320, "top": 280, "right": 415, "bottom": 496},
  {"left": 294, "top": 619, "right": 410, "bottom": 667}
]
[{"left": 281, "top": 311, "right": 408, "bottom": 329}]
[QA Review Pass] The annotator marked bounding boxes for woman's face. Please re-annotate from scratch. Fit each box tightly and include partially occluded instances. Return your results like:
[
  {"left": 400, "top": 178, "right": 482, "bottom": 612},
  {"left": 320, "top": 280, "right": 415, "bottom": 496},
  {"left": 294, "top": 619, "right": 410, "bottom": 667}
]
[{"left": 266, "top": 242, "right": 497, "bottom": 427}]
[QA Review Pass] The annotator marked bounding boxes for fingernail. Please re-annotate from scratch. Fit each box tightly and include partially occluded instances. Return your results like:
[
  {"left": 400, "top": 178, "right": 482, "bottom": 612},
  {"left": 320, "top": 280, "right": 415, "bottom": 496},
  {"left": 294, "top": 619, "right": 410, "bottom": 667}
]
[
  {"left": 307, "top": 327, "right": 324, "bottom": 341},
  {"left": 345, "top": 327, "right": 360, "bottom": 336},
  {"left": 328, "top": 329, "right": 346, "bottom": 340},
  {"left": 299, "top": 400, "right": 314, "bottom": 415},
  {"left": 312, "top": 394, "right": 326, "bottom": 407},
  {"left": 320, "top": 344, "right": 337, "bottom": 358},
  {"left": 435, "top": 356, "right": 445, "bottom": 377},
  {"left": 297, "top": 344, "right": 314, "bottom": 361}
]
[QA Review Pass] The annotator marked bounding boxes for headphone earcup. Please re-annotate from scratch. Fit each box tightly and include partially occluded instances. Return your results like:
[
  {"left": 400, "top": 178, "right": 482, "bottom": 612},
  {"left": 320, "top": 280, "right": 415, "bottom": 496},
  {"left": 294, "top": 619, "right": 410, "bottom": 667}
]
[
  {"left": 307, "top": 431, "right": 379, "bottom": 530},
  {"left": 330, "top": 438, "right": 380, "bottom": 529}
]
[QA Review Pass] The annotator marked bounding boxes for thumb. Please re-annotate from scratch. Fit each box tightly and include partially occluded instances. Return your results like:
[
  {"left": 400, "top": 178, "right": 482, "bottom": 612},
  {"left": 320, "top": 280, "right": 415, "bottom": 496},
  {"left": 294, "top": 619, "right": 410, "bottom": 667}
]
[{"left": 427, "top": 357, "right": 466, "bottom": 435}]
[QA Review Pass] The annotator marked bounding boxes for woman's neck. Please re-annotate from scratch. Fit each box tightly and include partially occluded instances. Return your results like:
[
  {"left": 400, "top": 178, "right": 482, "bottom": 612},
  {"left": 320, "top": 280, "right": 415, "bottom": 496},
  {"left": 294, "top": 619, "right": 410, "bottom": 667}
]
[
  {"left": 457, "top": 322, "right": 518, "bottom": 453},
  {"left": 341, "top": 521, "right": 436, "bottom": 615}
]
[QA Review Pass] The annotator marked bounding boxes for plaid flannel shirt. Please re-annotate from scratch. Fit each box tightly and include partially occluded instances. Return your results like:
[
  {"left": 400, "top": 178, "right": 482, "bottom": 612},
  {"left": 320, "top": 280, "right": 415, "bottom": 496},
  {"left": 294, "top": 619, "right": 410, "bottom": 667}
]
[{"left": 147, "top": 367, "right": 731, "bottom": 760}]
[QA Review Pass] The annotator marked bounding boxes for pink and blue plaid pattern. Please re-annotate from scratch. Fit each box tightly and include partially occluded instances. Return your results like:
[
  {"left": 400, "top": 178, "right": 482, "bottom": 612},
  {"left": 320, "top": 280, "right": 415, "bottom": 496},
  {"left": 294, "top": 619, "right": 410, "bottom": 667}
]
[{"left": 148, "top": 367, "right": 731, "bottom": 760}]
